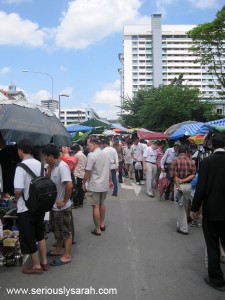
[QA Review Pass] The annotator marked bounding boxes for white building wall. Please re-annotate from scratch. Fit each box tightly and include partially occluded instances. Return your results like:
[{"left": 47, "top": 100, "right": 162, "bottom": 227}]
[{"left": 121, "top": 17, "right": 225, "bottom": 113}]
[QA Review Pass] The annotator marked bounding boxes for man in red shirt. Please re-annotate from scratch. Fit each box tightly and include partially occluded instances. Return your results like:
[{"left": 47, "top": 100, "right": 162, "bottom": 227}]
[{"left": 170, "top": 145, "right": 196, "bottom": 235}]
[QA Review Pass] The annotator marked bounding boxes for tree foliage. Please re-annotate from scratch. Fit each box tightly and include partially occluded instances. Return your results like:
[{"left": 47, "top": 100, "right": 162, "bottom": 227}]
[
  {"left": 119, "top": 84, "right": 217, "bottom": 131},
  {"left": 188, "top": 6, "right": 225, "bottom": 94}
]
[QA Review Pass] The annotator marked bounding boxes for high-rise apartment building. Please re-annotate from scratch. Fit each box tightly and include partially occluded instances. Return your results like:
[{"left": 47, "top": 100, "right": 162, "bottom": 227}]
[
  {"left": 119, "top": 14, "right": 225, "bottom": 115},
  {"left": 41, "top": 99, "right": 58, "bottom": 112}
]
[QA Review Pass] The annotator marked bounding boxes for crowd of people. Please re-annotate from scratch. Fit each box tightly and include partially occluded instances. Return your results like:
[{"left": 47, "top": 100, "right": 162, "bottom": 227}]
[{"left": 12, "top": 133, "right": 225, "bottom": 291}]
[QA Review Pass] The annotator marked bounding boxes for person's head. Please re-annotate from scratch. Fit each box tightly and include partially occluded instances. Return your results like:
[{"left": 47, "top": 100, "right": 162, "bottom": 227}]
[
  {"left": 126, "top": 140, "right": 133, "bottom": 148},
  {"left": 211, "top": 133, "right": 225, "bottom": 150},
  {"left": 140, "top": 139, "right": 147, "bottom": 144},
  {"left": 101, "top": 138, "right": 110, "bottom": 148},
  {"left": 113, "top": 136, "right": 119, "bottom": 145},
  {"left": 87, "top": 137, "right": 101, "bottom": 152},
  {"left": 42, "top": 144, "right": 60, "bottom": 165},
  {"left": 71, "top": 144, "right": 81, "bottom": 153},
  {"left": 133, "top": 137, "right": 139, "bottom": 145},
  {"left": 17, "top": 139, "right": 34, "bottom": 159},
  {"left": 173, "top": 141, "right": 181, "bottom": 152},
  {"left": 151, "top": 141, "right": 158, "bottom": 150},
  {"left": 178, "top": 145, "right": 190, "bottom": 156}
]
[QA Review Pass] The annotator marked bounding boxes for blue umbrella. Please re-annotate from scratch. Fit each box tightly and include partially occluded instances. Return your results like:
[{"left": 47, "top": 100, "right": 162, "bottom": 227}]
[{"left": 170, "top": 122, "right": 204, "bottom": 139}]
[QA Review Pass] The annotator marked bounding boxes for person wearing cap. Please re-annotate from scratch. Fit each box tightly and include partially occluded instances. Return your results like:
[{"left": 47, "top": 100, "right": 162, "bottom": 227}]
[
  {"left": 143, "top": 142, "right": 158, "bottom": 197},
  {"left": 161, "top": 141, "right": 180, "bottom": 200}
]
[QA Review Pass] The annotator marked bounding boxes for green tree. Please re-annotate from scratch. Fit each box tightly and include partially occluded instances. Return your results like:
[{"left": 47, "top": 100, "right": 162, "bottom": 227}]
[
  {"left": 188, "top": 6, "right": 225, "bottom": 95},
  {"left": 119, "top": 84, "right": 216, "bottom": 131}
]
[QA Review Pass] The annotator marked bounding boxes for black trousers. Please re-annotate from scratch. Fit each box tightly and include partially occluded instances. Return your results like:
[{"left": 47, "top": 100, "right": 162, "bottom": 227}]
[
  {"left": 133, "top": 161, "right": 143, "bottom": 182},
  {"left": 118, "top": 161, "right": 123, "bottom": 182},
  {"left": 73, "top": 177, "right": 85, "bottom": 206},
  {"left": 202, "top": 218, "right": 225, "bottom": 286}
]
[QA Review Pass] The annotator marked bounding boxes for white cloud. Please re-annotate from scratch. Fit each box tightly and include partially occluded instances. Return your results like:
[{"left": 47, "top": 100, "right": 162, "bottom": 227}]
[
  {"left": 0, "top": 11, "right": 47, "bottom": 47},
  {"left": 187, "top": 0, "right": 219, "bottom": 9},
  {"left": 0, "top": 67, "right": 10, "bottom": 74},
  {"left": 24, "top": 89, "right": 51, "bottom": 105},
  {"left": 59, "top": 65, "right": 67, "bottom": 72},
  {"left": 55, "top": 0, "right": 150, "bottom": 49},
  {"left": 94, "top": 80, "right": 120, "bottom": 105},
  {"left": 59, "top": 87, "right": 73, "bottom": 97},
  {"left": 156, "top": 0, "right": 219, "bottom": 13},
  {"left": 92, "top": 79, "right": 121, "bottom": 119}
]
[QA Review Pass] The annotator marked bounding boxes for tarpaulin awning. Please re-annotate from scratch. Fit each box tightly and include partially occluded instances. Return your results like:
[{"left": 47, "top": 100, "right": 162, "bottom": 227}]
[
  {"left": 66, "top": 124, "right": 94, "bottom": 133},
  {"left": 169, "top": 122, "right": 204, "bottom": 139},
  {"left": 165, "top": 121, "right": 202, "bottom": 136},
  {"left": 195, "top": 118, "right": 225, "bottom": 135},
  {"left": 72, "top": 130, "right": 92, "bottom": 143},
  {"left": 137, "top": 130, "right": 170, "bottom": 140}
]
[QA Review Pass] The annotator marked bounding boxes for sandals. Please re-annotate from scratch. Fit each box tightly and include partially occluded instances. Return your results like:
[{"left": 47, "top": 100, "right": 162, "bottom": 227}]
[
  {"left": 91, "top": 229, "right": 101, "bottom": 236},
  {"left": 100, "top": 226, "right": 106, "bottom": 231}
]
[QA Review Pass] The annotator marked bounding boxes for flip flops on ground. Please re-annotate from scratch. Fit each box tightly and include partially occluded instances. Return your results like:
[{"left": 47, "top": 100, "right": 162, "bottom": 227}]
[
  {"left": 50, "top": 258, "right": 72, "bottom": 266},
  {"left": 100, "top": 226, "right": 106, "bottom": 231},
  {"left": 91, "top": 229, "right": 101, "bottom": 236},
  {"left": 47, "top": 250, "right": 63, "bottom": 256}
]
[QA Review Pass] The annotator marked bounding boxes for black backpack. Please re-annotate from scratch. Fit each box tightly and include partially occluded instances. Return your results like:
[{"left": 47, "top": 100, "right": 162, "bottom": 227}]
[{"left": 17, "top": 163, "right": 57, "bottom": 214}]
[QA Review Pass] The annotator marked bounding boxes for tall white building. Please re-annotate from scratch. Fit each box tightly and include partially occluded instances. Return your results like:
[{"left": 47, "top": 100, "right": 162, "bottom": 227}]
[
  {"left": 41, "top": 99, "right": 58, "bottom": 112},
  {"left": 60, "top": 107, "right": 100, "bottom": 126},
  {"left": 119, "top": 14, "right": 225, "bottom": 115}
]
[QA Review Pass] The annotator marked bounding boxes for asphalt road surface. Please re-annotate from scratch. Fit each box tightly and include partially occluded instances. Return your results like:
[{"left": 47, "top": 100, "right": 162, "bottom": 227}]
[{"left": 0, "top": 177, "right": 224, "bottom": 300}]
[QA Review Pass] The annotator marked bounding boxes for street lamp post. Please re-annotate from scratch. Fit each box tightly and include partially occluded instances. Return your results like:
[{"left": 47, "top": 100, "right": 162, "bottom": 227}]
[
  {"left": 59, "top": 94, "right": 69, "bottom": 122},
  {"left": 22, "top": 70, "right": 54, "bottom": 100}
]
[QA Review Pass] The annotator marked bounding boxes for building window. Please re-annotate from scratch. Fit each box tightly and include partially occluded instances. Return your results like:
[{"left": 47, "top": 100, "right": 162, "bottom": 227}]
[{"left": 217, "top": 109, "right": 223, "bottom": 115}]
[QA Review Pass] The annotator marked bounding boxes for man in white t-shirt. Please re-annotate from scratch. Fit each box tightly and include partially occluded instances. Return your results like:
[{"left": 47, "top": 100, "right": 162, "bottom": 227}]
[
  {"left": 123, "top": 140, "right": 134, "bottom": 179},
  {"left": 130, "top": 137, "right": 144, "bottom": 185},
  {"left": 143, "top": 142, "right": 158, "bottom": 197},
  {"left": 82, "top": 138, "right": 113, "bottom": 236},
  {"left": 14, "top": 139, "right": 47, "bottom": 274}
]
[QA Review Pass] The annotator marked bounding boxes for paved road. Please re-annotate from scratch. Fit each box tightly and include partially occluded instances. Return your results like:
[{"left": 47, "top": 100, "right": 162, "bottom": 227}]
[{"left": 0, "top": 177, "right": 224, "bottom": 300}]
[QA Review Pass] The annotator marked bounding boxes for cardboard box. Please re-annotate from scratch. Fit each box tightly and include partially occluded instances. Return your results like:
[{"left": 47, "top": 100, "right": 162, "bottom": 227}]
[{"left": 3, "top": 238, "right": 18, "bottom": 247}]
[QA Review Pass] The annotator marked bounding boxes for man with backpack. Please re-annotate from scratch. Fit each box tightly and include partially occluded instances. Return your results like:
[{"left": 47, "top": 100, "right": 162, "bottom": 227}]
[
  {"left": 14, "top": 139, "right": 48, "bottom": 274},
  {"left": 42, "top": 144, "right": 73, "bottom": 266}
]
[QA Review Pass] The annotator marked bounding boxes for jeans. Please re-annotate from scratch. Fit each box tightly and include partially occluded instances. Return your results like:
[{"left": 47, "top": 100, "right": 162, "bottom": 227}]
[{"left": 111, "top": 169, "right": 118, "bottom": 194}]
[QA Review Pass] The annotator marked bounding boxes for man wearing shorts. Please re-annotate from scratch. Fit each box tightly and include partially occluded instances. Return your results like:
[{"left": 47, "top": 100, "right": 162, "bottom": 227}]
[
  {"left": 82, "top": 138, "right": 113, "bottom": 236},
  {"left": 14, "top": 139, "right": 47, "bottom": 274},
  {"left": 42, "top": 145, "right": 73, "bottom": 266}
]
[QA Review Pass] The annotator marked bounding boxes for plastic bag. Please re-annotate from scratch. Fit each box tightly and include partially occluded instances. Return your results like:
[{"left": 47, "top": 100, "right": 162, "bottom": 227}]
[{"left": 134, "top": 161, "right": 142, "bottom": 170}]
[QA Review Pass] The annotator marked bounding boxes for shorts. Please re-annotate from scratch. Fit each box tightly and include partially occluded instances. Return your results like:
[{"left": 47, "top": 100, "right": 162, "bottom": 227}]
[
  {"left": 125, "top": 163, "right": 133, "bottom": 172},
  {"left": 85, "top": 191, "right": 107, "bottom": 206},
  {"left": 50, "top": 207, "right": 72, "bottom": 240},
  {"left": 18, "top": 210, "right": 45, "bottom": 255}
]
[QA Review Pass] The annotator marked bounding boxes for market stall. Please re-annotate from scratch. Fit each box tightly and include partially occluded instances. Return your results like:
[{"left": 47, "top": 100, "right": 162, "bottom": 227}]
[{"left": 0, "top": 100, "right": 73, "bottom": 267}]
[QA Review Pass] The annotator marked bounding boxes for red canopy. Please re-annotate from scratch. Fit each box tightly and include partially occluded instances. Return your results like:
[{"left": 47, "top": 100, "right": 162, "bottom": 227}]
[{"left": 137, "top": 130, "right": 170, "bottom": 140}]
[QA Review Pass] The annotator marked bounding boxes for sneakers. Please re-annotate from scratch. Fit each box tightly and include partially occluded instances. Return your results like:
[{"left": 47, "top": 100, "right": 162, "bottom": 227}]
[
  {"left": 139, "top": 181, "right": 145, "bottom": 185},
  {"left": 191, "top": 220, "right": 201, "bottom": 228},
  {"left": 136, "top": 181, "right": 140, "bottom": 185},
  {"left": 147, "top": 192, "right": 154, "bottom": 197}
]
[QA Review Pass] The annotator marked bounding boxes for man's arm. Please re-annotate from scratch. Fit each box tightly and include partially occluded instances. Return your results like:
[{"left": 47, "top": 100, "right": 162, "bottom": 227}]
[
  {"left": 56, "top": 181, "right": 73, "bottom": 208},
  {"left": 82, "top": 170, "right": 92, "bottom": 191},
  {"left": 160, "top": 149, "right": 168, "bottom": 170},
  {"left": 14, "top": 190, "right": 22, "bottom": 200}
]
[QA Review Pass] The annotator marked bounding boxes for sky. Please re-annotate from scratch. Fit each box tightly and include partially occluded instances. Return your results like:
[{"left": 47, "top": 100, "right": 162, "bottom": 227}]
[{"left": 0, "top": 0, "right": 224, "bottom": 120}]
